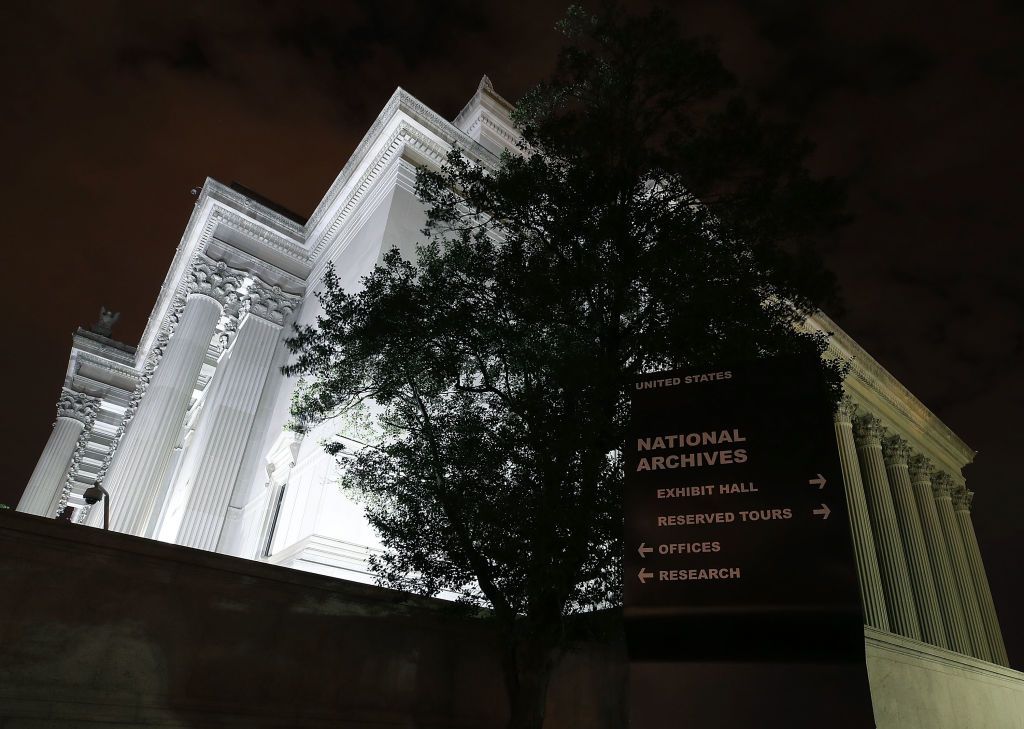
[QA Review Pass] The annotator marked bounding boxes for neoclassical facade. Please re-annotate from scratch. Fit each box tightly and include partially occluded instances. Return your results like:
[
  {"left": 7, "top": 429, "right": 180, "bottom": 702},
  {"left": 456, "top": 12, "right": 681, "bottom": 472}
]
[{"left": 17, "top": 77, "right": 1009, "bottom": 673}]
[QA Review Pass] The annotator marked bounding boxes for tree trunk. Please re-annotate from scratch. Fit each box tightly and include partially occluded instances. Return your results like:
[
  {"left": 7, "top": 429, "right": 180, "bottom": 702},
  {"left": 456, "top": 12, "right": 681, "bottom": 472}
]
[{"left": 502, "top": 627, "right": 560, "bottom": 729}]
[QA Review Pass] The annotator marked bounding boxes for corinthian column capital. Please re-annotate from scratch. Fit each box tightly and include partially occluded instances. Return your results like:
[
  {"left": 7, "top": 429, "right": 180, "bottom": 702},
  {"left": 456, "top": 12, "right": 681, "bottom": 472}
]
[
  {"left": 187, "top": 256, "right": 244, "bottom": 313},
  {"left": 833, "top": 395, "right": 857, "bottom": 425},
  {"left": 852, "top": 412, "right": 885, "bottom": 447},
  {"left": 881, "top": 434, "right": 912, "bottom": 466},
  {"left": 952, "top": 487, "right": 973, "bottom": 513},
  {"left": 932, "top": 471, "right": 955, "bottom": 499},
  {"left": 908, "top": 453, "right": 933, "bottom": 484},
  {"left": 56, "top": 388, "right": 100, "bottom": 426},
  {"left": 242, "top": 279, "right": 300, "bottom": 326}
]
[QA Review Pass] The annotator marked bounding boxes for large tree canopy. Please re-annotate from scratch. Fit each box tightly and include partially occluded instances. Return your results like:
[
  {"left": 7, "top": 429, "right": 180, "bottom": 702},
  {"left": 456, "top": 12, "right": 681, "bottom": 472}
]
[{"left": 283, "top": 6, "right": 845, "bottom": 728}]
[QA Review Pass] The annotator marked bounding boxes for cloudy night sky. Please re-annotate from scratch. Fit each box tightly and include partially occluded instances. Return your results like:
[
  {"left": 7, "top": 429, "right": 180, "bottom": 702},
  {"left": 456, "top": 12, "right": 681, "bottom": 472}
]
[{"left": 2, "top": 1, "right": 1021, "bottom": 668}]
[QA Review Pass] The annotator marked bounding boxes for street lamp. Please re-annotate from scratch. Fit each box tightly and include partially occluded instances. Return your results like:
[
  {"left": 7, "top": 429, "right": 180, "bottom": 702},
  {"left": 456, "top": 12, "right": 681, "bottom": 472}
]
[{"left": 82, "top": 483, "right": 110, "bottom": 531}]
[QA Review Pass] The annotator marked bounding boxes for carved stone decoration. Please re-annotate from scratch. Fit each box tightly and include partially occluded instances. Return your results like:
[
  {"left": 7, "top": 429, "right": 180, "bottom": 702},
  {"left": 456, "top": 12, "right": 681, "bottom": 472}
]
[
  {"left": 952, "top": 487, "right": 973, "bottom": 512},
  {"left": 932, "top": 471, "right": 955, "bottom": 498},
  {"left": 833, "top": 395, "right": 857, "bottom": 425},
  {"left": 881, "top": 435, "right": 912, "bottom": 466},
  {"left": 56, "top": 388, "right": 100, "bottom": 426},
  {"left": 91, "top": 306, "right": 120, "bottom": 337},
  {"left": 188, "top": 256, "right": 244, "bottom": 315},
  {"left": 852, "top": 412, "right": 886, "bottom": 447},
  {"left": 908, "top": 453, "right": 933, "bottom": 484},
  {"left": 216, "top": 318, "right": 239, "bottom": 353},
  {"left": 52, "top": 389, "right": 100, "bottom": 517},
  {"left": 243, "top": 279, "right": 299, "bottom": 326}
]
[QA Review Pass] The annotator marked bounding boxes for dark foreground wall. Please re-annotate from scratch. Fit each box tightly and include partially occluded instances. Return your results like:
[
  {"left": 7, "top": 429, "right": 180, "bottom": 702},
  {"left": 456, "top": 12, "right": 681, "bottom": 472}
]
[{"left": 0, "top": 512, "right": 626, "bottom": 729}]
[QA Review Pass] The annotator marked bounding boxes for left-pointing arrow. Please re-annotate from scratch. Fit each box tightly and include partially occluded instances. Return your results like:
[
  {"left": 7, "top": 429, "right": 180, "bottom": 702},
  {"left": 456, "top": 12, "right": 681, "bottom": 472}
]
[
  {"left": 638, "top": 543, "right": 654, "bottom": 558},
  {"left": 638, "top": 568, "right": 654, "bottom": 584}
]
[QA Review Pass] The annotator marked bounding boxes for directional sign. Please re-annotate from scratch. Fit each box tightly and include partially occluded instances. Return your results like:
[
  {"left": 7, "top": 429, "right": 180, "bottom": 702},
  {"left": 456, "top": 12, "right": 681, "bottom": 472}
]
[
  {"left": 624, "top": 357, "right": 866, "bottom": 662},
  {"left": 624, "top": 356, "right": 874, "bottom": 728}
]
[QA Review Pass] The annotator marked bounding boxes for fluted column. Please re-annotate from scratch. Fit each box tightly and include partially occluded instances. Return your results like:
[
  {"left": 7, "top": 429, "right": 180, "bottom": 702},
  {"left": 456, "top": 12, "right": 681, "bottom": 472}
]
[
  {"left": 103, "top": 258, "right": 241, "bottom": 535},
  {"left": 932, "top": 472, "right": 990, "bottom": 661},
  {"left": 18, "top": 390, "right": 98, "bottom": 516},
  {"left": 909, "top": 455, "right": 971, "bottom": 654},
  {"left": 175, "top": 280, "right": 297, "bottom": 552},
  {"left": 954, "top": 488, "right": 1009, "bottom": 666},
  {"left": 853, "top": 413, "right": 920, "bottom": 639},
  {"left": 881, "top": 436, "right": 947, "bottom": 647},
  {"left": 832, "top": 397, "right": 889, "bottom": 630}
]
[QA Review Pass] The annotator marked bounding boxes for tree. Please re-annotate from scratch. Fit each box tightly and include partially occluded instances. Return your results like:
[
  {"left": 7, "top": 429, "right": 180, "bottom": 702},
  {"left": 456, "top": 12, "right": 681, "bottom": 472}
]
[{"left": 283, "top": 6, "right": 846, "bottom": 728}]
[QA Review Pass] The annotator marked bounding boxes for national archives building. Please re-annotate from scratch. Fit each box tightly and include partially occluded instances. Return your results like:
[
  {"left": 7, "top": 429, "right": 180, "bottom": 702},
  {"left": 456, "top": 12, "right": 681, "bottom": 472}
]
[{"left": 11, "top": 77, "right": 1024, "bottom": 726}]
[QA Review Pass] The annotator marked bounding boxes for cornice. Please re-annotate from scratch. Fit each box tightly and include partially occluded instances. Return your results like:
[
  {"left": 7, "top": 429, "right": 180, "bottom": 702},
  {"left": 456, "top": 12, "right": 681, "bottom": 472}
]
[
  {"left": 809, "top": 311, "right": 975, "bottom": 469},
  {"left": 305, "top": 88, "right": 499, "bottom": 258},
  {"left": 204, "top": 178, "right": 306, "bottom": 241},
  {"left": 213, "top": 205, "right": 308, "bottom": 264}
]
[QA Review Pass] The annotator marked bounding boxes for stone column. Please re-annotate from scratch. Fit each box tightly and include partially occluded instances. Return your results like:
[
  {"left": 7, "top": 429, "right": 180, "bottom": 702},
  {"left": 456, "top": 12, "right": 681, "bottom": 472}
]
[
  {"left": 17, "top": 390, "right": 98, "bottom": 516},
  {"left": 881, "top": 436, "right": 948, "bottom": 648},
  {"left": 832, "top": 397, "right": 889, "bottom": 630},
  {"left": 175, "top": 280, "right": 296, "bottom": 552},
  {"left": 953, "top": 488, "right": 1010, "bottom": 666},
  {"left": 853, "top": 413, "right": 920, "bottom": 639},
  {"left": 909, "top": 455, "right": 971, "bottom": 655},
  {"left": 103, "top": 257, "right": 241, "bottom": 535},
  {"left": 932, "top": 472, "right": 990, "bottom": 661}
]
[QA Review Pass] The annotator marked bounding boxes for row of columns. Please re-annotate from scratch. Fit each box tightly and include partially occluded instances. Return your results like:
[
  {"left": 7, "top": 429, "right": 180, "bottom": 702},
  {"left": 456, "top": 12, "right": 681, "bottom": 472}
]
[
  {"left": 20, "top": 254, "right": 298, "bottom": 556},
  {"left": 101, "top": 256, "right": 298, "bottom": 547},
  {"left": 834, "top": 398, "right": 1009, "bottom": 666}
]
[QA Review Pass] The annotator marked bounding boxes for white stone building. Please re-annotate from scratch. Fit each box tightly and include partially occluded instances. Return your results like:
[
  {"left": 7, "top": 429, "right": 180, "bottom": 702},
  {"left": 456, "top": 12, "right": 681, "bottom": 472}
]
[{"left": 17, "top": 77, "right": 1024, "bottom": 723}]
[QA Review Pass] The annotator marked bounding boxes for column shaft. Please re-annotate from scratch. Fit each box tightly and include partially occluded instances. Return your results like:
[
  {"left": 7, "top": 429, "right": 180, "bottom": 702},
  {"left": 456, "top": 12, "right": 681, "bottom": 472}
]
[
  {"left": 909, "top": 456, "right": 971, "bottom": 654},
  {"left": 955, "top": 490, "right": 1010, "bottom": 666},
  {"left": 853, "top": 414, "right": 920, "bottom": 639},
  {"left": 18, "top": 417, "right": 85, "bottom": 516},
  {"left": 104, "top": 294, "right": 223, "bottom": 534},
  {"left": 882, "top": 437, "right": 948, "bottom": 648},
  {"left": 176, "top": 313, "right": 281, "bottom": 551},
  {"left": 833, "top": 399, "right": 889, "bottom": 630},
  {"left": 933, "top": 474, "right": 990, "bottom": 661}
]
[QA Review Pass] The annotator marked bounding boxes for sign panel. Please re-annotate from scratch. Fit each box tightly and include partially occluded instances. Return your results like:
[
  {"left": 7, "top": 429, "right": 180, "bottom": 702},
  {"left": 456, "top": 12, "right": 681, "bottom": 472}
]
[
  {"left": 622, "top": 356, "right": 864, "bottom": 663},
  {"left": 624, "top": 357, "right": 875, "bottom": 728}
]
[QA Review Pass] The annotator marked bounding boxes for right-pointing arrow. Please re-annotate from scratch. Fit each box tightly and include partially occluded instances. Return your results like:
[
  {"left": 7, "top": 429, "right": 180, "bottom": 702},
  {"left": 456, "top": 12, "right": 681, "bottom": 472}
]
[
  {"left": 809, "top": 473, "right": 827, "bottom": 489},
  {"left": 813, "top": 503, "right": 831, "bottom": 520},
  {"left": 638, "top": 568, "right": 654, "bottom": 584},
  {"left": 637, "top": 543, "right": 654, "bottom": 559}
]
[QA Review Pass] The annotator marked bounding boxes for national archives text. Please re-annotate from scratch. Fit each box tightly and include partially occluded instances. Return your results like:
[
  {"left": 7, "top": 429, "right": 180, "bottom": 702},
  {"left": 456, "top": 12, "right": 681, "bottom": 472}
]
[{"left": 16, "top": 76, "right": 1014, "bottom": 685}]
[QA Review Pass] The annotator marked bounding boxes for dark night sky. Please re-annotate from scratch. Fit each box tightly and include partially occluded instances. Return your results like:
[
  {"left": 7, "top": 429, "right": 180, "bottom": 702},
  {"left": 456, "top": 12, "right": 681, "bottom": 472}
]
[{"left": 2, "top": 1, "right": 1021, "bottom": 668}]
